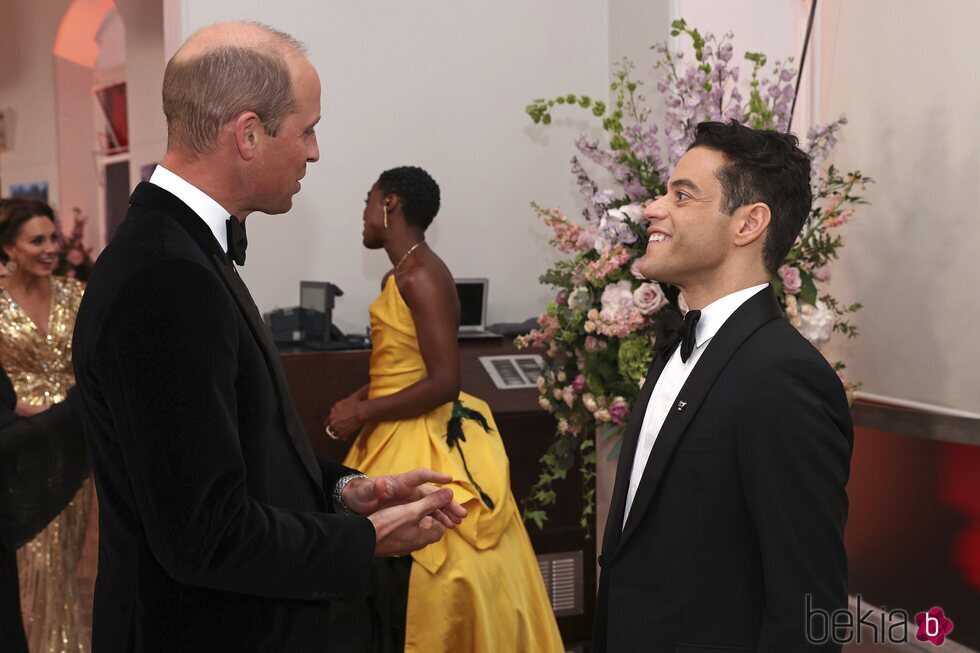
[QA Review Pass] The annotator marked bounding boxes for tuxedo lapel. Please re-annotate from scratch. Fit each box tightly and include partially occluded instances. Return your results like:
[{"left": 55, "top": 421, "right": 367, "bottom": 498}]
[
  {"left": 616, "top": 287, "right": 783, "bottom": 550},
  {"left": 601, "top": 351, "right": 669, "bottom": 556},
  {"left": 214, "top": 258, "right": 324, "bottom": 491},
  {"left": 130, "top": 183, "right": 323, "bottom": 491}
]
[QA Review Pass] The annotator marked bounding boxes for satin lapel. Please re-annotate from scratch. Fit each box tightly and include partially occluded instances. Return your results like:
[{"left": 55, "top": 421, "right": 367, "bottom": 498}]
[
  {"left": 617, "top": 287, "right": 783, "bottom": 548},
  {"left": 213, "top": 257, "right": 324, "bottom": 490},
  {"left": 601, "top": 350, "right": 669, "bottom": 556}
]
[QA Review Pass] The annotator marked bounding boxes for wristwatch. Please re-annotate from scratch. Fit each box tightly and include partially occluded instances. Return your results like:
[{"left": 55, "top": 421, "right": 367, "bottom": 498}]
[{"left": 332, "top": 473, "right": 366, "bottom": 515}]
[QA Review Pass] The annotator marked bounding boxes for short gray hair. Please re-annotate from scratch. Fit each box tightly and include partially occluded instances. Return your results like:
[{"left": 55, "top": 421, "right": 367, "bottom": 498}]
[{"left": 162, "top": 23, "right": 308, "bottom": 157}]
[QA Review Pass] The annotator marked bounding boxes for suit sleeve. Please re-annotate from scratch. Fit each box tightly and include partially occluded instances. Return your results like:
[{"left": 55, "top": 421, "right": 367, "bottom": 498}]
[
  {"left": 98, "top": 259, "right": 375, "bottom": 600},
  {"left": 736, "top": 352, "right": 852, "bottom": 652}
]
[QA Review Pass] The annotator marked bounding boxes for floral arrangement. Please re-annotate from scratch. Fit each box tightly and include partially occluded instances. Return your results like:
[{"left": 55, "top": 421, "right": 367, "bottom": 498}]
[
  {"left": 54, "top": 207, "right": 96, "bottom": 282},
  {"left": 517, "top": 20, "right": 871, "bottom": 531}
]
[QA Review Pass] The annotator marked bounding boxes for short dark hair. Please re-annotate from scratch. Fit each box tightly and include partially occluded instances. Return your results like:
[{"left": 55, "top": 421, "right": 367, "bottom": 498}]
[
  {"left": 377, "top": 166, "right": 440, "bottom": 230},
  {"left": 0, "top": 198, "right": 56, "bottom": 263},
  {"left": 689, "top": 120, "right": 812, "bottom": 274}
]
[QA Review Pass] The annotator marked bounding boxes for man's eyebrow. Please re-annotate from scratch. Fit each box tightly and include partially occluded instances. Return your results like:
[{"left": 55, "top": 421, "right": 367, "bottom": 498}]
[{"left": 668, "top": 177, "right": 702, "bottom": 194}]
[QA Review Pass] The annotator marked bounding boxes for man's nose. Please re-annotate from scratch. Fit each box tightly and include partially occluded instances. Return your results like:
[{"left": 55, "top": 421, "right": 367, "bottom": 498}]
[
  {"left": 644, "top": 197, "right": 667, "bottom": 221},
  {"left": 307, "top": 134, "right": 319, "bottom": 163}
]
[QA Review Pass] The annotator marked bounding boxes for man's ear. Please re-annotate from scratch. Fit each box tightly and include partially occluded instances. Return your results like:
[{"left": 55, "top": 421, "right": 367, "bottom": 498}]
[
  {"left": 734, "top": 202, "right": 771, "bottom": 248},
  {"left": 234, "top": 112, "right": 262, "bottom": 161}
]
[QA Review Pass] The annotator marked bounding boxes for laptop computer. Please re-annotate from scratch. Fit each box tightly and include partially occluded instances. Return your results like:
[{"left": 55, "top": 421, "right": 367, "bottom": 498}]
[{"left": 455, "top": 278, "right": 501, "bottom": 339}]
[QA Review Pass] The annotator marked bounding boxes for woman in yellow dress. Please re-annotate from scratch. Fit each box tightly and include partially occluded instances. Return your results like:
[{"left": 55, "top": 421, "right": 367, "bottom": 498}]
[
  {"left": 0, "top": 198, "right": 92, "bottom": 653},
  {"left": 326, "top": 167, "right": 563, "bottom": 653}
]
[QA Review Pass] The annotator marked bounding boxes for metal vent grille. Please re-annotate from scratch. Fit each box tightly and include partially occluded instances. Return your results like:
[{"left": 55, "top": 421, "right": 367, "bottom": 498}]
[
  {"left": 536, "top": 550, "right": 584, "bottom": 617},
  {"left": 479, "top": 355, "right": 544, "bottom": 389}
]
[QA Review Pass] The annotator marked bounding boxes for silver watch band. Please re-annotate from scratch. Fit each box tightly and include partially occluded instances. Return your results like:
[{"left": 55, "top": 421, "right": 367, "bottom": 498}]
[{"left": 332, "top": 473, "right": 366, "bottom": 515}]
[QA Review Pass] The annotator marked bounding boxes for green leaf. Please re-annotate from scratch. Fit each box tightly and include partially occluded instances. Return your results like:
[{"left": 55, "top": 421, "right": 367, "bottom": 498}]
[
  {"left": 771, "top": 274, "right": 783, "bottom": 298},
  {"left": 799, "top": 273, "right": 818, "bottom": 306}
]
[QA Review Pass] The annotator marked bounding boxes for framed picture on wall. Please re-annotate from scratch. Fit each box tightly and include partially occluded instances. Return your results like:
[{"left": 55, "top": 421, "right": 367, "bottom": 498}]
[{"left": 10, "top": 182, "right": 49, "bottom": 202}]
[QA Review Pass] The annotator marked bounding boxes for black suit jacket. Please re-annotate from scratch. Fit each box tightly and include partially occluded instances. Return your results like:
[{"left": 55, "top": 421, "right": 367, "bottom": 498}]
[
  {"left": 72, "top": 183, "right": 376, "bottom": 652},
  {"left": 593, "top": 287, "right": 853, "bottom": 653}
]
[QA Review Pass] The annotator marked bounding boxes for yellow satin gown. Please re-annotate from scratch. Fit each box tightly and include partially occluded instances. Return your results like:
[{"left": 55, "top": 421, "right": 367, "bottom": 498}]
[
  {"left": 0, "top": 276, "right": 93, "bottom": 653},
  {"left": 344, "top": 276, "right": 564, "bottom": 653}
]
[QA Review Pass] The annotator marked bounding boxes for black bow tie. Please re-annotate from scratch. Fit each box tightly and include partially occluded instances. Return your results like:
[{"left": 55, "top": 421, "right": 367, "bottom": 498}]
[
  {"left": 226, "top": 217, "right": 247, "bottom": 266},
  {"left": 653, "top": 309, "right": 702, "bottom": 363}
]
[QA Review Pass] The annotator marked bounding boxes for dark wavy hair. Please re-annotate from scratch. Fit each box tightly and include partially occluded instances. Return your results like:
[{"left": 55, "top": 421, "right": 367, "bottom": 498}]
[
  {"left": 689, "top": 120, "right": 812, "bottom": 274},
  {"left": 377, "top": 166, "right": 441, "bottom": 231},
  {"left": 0, "top": 198, "right": 56, "bottom": 263}
]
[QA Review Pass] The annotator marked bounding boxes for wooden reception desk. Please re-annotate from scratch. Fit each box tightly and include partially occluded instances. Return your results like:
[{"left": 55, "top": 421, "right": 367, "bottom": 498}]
[{"left": 281, "top": 339, "right": 595, "bottom": 646}]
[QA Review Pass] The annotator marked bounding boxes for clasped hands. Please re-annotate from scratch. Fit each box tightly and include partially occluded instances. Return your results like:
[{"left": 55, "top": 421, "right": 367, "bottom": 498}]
[{"left": 341, "top": 468, "right": 467, "bottom": 557}]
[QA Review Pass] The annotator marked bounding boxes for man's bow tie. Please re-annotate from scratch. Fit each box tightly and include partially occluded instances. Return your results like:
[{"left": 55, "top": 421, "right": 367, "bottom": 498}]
[
  {"left": 653, "top": 309, "right": 702, "bottom": 363},
  {"left": 226, "top": 217, "right": 247, "bottom": 266}
]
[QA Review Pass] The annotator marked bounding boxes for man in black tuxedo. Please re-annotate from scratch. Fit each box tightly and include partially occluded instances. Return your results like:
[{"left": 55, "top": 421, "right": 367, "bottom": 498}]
[
  {"left": 594, "top": 121, "right": 853, "bottom": 652},
  {"left": 72, "top": 22, "right": 465, "bottom": 651}
]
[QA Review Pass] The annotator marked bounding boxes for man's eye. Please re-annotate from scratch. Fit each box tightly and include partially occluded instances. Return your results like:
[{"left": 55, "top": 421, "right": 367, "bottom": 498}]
[{"left": 675, "top": 191, "right": 690, "bottom": 201}]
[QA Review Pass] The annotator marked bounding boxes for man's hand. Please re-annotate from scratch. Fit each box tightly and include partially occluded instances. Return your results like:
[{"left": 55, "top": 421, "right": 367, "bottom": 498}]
[
  {"left": 343, "top": 469, "right": 467, "bottom": 529},
  {"left": 368, "top": 487, "right": 457, "bottom": 557}
]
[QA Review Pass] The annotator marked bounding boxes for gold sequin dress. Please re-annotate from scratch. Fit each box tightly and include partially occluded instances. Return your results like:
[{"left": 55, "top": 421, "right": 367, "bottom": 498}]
[{"left": 0, "top": 276, "right": 92, "bottom": 653}]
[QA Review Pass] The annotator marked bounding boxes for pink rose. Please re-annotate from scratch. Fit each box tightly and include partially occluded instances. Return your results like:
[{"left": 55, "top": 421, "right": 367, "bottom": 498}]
[
  {"left": 632, "top": 282, "right": 667, "bottom": 315},
  {"left": 572, "top": 374, "right": 586, "bottom": 393},
  {"left": 562, "top": 385, "right": 577, "bottom": 408},
  {"left": 576, "top": 229, "right": 596, "bottom": 251},
  {"left": 778, "top": 265, "right": 802, "bottom": 294},
  {"left": 608, "top": 396, "right": 630, "bottom": 425},
  {"left": 813, "top": 265, "right": 831, "bottom": 283}
]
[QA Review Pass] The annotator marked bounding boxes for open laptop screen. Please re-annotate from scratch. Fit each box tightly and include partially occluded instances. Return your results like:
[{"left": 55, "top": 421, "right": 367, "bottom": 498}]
[{"left": 455, "top": 279, "right": 487, "bottom": 331}]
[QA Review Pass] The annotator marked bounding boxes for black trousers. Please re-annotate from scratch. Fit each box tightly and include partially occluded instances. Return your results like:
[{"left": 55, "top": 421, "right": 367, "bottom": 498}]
[{"left": 328, "top": 556, "right": 412, "bottom": 653}]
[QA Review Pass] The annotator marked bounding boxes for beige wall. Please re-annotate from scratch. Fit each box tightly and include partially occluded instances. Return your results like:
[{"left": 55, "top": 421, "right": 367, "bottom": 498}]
[
  {"left": 117, "top": 0, "right": 168, "bottom": 191},
  {"left": 818, "top": 0, "right": 980, "bottom": 413},
  {"left": 177, "top": 0, "right": 612, "bottom": 333},
  {"left": 0, "top": 0, "right": 74, "bottom": 206}
]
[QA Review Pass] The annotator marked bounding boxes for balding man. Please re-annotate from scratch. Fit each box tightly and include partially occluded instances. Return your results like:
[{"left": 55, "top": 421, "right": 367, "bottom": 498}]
[{"left": 72, "top": 22, "right": 465, "bottom": 651}]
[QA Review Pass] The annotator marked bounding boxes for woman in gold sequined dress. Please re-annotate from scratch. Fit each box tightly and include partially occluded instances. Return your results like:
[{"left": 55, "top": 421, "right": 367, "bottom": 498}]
[{"left": 0, "top": 198, "right": 92, "bottom": 653}]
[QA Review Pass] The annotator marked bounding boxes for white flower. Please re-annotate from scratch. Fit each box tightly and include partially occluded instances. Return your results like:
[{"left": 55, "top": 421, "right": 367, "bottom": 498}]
[
  {"left": 582, "top": 393, "right": 598, "bottom": 413},
  {"left": 600, "top": 280, "right": 635, "bottom": 314},
  {"left": 567, "top": 286, "right": 591, "bottom": 311},
  {"left": 797, "top": 300, "right": 835, "bottom": 349}
]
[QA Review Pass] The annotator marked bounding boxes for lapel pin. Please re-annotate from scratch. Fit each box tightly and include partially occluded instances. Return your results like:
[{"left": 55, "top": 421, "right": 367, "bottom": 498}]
[{"left": 677, "top": 400, "right": 687, "bottom": 412}]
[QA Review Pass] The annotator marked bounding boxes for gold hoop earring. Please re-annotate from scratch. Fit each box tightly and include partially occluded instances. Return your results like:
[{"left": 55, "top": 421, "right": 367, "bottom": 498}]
[{"left": 383, "top": 204, "right": 389, "bottom": 230}]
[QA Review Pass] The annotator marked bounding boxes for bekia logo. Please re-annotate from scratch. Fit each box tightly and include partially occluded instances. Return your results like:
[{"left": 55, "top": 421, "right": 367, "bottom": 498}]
[
  {"left": 915, "top": 607, "right": 954, "bottom": 646},
  {"left": 806, "top": 595, "right": 954, "bottom": 646}
]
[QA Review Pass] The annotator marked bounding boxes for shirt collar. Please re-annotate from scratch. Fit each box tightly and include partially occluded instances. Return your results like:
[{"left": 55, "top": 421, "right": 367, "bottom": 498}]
[
  {"left": 693, "top": 283, "right": 770, "bottom": 349},
  {"left": 149, "top": 165, "right": 231, "bottom": 254}
]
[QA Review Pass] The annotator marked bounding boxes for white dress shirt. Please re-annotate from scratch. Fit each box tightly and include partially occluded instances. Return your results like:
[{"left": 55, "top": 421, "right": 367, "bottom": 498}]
[
  {"left": 149, "top": 165, "right": 231, "bottom": 255},
  {"left": 622, "top": 283, "right": 770, "bottom": 525}
]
